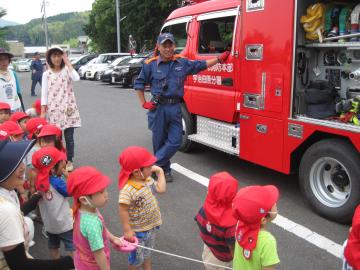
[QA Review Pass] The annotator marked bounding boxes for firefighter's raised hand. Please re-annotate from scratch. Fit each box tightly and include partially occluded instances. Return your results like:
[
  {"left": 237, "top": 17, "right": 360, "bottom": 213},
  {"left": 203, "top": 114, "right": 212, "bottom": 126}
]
[
  {"left": 142, "top": 101, "right": 156, "bottom": 110},
  {"left": 218, "top": 50, "right": 230, "bottom": 63}
]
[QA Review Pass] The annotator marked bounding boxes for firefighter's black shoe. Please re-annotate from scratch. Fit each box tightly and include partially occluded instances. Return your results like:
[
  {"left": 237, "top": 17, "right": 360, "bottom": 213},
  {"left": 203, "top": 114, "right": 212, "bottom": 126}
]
[{"left": 165, "top": 172, "right": 174, "bottom": 183}]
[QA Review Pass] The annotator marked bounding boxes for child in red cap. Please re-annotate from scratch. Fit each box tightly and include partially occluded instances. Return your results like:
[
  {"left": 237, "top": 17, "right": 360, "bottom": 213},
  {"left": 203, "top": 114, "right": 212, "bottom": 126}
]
[
  {"left": 118, "top": 146, "right": 166, "bottom": 270},
  {"left": 25, "top": 99, "right": 41, "bottom": 117},
  {"left": 0, "top": 121, "right": 24, "bottom": 142},
  {"left": 343, "top": 205, "right": 360, "bottom": 270},
  {"left": 232, "top": 185, "right": 280, "bottom": 270},
  {"left": 10, "top": 111, "right": 30, "bottom": 133},
  {"left": 0, "top": 121, "right": 28, "bottom": 203},
  {"left": 37, "top": 124, "right": 65, "bottom": 152},
  {"left": 195, "top": 172, "right": 238, "bottom": 269},
  {"left": 67, "top": 166, "right": 123, "bottom": 270},
  {"left": 0, "top": 102, "right": 11, "bottom": 124},
  {"left": 32, "top": 146, "right": 74, "bottom": 259},
  {"left": 25, "top": 118, "right": 48, "bottom": 195}
]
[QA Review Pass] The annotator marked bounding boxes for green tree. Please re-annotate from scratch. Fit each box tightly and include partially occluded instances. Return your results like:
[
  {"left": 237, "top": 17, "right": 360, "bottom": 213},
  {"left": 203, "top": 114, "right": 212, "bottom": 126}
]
[
  {"left": 0, "top": 7, "right": 9, "bottom": 49},
  {"left": 84, "top": 0, "right": 180, "bottom": 53},
  {"left": 84, "top": 0, "right": 117, "bottom": 53},
  {"left": 63, "top": 37, "right": 79, "bottom": 48},
  {"left": 5, "top": 12, "right": 89, "bottom": 46},
  {"left": 121, "top": 0, "right": 179, "bottom": 51}
]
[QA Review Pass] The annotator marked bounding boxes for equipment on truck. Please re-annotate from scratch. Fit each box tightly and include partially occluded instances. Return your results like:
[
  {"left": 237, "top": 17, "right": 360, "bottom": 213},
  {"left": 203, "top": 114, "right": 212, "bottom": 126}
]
[
  {"left": 162, "top": 0, "right": 360, "bottom": 223},
  {"left": 301, "top": 3, "right": 326, "bottom": 40}
]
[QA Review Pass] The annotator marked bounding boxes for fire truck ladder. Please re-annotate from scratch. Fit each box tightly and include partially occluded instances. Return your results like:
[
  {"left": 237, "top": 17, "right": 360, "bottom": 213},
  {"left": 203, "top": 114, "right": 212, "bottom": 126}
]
[{"left": 188, "top": 116, "right": 240, "bottom": 155}]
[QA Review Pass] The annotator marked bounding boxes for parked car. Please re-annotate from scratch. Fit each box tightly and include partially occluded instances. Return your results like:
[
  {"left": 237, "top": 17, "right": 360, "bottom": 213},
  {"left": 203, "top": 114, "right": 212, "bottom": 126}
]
[
  {"left": 85, "top": 53, "right": 130, "bottom": 80},
  {"left": 78, "top": 57, "right": 98, "bottom": 79},
  {"left": 100, "top": 56, "right": 132, "bottom": 83},
  {"left": 111, "top": 51, "right": 153, "bottom": 87},
  {"left": 91, "top": 56, "right": 130, "bottom": 81},
  {"left": 13, "top": 60, "right": 31, "bottom": 72},
  {"left": 69, "top": 56, "right": 79, "bottom": 63},
  {"left": 71, "top": 54, "right": 98, "bottom": 71}
]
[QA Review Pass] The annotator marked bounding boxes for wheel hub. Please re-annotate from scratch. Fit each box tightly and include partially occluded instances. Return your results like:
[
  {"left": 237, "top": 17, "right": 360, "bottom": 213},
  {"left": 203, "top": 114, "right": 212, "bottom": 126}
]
[
  {"left": 332, "top": 169, "right": 350, "bottom": 190},
  {"left": 310, "top": 157, "right": 351, "bottom": 208}
]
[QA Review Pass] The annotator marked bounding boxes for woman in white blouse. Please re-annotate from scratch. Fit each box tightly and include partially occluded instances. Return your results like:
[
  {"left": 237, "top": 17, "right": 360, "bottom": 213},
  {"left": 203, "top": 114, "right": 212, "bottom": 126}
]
[{"left": 40, "top": 47, "right": 81, "bottom": 172}]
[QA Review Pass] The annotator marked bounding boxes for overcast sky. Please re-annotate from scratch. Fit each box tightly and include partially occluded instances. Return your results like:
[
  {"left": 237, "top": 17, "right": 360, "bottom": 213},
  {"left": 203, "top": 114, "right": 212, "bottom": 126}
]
[{"left": 1, "top": 0, "right": 95, "bottom": 24}]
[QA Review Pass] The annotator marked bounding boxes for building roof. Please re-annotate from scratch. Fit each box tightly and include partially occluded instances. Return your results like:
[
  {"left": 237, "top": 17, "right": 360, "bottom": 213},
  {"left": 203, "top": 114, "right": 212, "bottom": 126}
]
[
  {"left": 78, "top": 36, "right": 89, "bottom": 43},
  {"left": 24, "top": 46, "right": 47, "bottom": 54}
]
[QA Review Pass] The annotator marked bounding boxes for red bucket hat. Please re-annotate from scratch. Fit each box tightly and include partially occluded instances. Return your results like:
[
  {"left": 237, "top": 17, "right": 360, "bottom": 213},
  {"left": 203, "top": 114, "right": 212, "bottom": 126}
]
[
  {"left": 0, "top": 102, "right": 10, "bottom": 110},
  {"left": 33, "top": 99, "right": 41, "bottom": 115},
  {"left": 32, "top": 146, "right": 67, "bottom": 192},
  {"left": 232, "top": 185, "right": 279, "bottom": 260},
  {"left": 37, "top": 124, "right": 62, "bottom": 139},
  {"left": 203, "top": 171, "right": 238, "bottom": 227},
  {"left": 118, "top": 146, "right": 157, "bottom": 190},
  {"left": 67, "top": 166, "right": 111, "bottom": 215},
  {"left": 1, "top": 121, "right": 24, "bottom": 136},
  {"left": 10, "top": 112, "right": 30, "bottom": 123},
  {"left": 26, "top": 118, "right": 47, "bottom": 139},
  {"left": 0, "top": 125, "right": 9, "bottom": 141}
]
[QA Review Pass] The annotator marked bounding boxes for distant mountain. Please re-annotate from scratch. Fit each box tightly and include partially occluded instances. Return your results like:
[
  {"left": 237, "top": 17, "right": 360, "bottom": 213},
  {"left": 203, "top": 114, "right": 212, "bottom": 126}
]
[
  {"left": 0, "top": 19, "right": 19, "bottom": 27},
  {"left": 5, "top": 11, "right": 89, "bottom": 46}
]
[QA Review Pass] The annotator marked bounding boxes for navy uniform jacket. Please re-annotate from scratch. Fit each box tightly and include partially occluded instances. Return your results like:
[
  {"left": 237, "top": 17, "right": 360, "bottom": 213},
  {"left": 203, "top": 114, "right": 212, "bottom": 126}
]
[
  {"left": 134, "top": 55, "right": 207, "bottom": 98},
  {"left": 30, "top": 59, "right": 43, "bottom": 81}
]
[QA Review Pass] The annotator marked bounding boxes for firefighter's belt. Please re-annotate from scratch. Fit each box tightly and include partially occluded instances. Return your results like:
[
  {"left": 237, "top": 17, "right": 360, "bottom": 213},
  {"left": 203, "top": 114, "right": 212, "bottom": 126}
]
[{"left": 158, "top": 96, "right": 182, "bottom": 104}]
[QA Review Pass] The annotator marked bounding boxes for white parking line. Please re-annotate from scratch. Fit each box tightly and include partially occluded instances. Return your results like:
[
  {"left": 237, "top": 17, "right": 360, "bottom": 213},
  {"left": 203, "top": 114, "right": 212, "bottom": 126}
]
[{"left": 171, "top": 163, "right": 343, "bottom": 259}]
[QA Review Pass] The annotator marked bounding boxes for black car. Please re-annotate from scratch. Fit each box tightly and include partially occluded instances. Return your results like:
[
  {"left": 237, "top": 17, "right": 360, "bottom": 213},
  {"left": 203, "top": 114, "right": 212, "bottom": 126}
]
[
  {"left": 100, "top": 56, "right": 132, "bottom": 83},
  {"left": 71, "top": 54, "right": 98, "bottom": 71},
  {"left": 111, "top": 51, "right": 153, "bottom": 87}
]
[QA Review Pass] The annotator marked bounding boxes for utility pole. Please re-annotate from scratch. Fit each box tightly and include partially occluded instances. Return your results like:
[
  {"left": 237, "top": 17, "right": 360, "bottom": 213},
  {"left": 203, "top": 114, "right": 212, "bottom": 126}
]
[
  {"left": 116, "top": 0, "right": 121, "bottom": 52},
  {"left": 41, "top": 0, "right": 49, "bottom": 50}
]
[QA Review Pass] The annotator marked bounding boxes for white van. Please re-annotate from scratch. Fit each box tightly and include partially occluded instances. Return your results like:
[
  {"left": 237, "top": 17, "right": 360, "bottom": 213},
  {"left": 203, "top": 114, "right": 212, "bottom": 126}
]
[{"left": 85, "top": 53, "right": 130, "bottom": 80}]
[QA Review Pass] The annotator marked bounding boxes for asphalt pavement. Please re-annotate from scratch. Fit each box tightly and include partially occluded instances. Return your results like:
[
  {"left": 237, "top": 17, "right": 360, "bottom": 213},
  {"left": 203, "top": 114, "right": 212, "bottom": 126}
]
[{"left": 18, "top": 72, "right": 349, "bottom": 270}]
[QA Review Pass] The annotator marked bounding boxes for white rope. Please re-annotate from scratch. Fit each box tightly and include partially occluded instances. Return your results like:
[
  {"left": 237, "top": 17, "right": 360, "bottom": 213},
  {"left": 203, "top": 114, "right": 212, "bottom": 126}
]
[{"left": 128, "top": 242, "right": 233, "bottom": 269}]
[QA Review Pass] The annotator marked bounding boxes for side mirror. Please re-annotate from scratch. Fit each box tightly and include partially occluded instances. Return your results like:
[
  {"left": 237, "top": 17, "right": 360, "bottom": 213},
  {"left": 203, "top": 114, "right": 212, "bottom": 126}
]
[{"left": 107, "top": 60, "right": 111, "bottom": 64}]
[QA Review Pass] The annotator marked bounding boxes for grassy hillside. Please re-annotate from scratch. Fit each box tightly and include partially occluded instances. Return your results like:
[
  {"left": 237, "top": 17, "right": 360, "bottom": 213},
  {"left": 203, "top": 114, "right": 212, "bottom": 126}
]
[{"left": 5, "top": 11, "right": 89, "bottom": 46}]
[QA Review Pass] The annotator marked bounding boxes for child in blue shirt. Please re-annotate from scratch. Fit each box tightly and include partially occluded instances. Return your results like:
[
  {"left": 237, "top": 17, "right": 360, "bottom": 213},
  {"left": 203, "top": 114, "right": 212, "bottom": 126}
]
[{"left": 32, "top": 146, "right": 74, "bottom": 259}]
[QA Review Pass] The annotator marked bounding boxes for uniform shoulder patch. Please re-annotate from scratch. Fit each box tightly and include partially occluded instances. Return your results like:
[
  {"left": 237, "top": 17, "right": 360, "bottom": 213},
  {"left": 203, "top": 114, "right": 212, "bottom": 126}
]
[{"left": 145, "top": 56, "right": 159, "bottom": 64}]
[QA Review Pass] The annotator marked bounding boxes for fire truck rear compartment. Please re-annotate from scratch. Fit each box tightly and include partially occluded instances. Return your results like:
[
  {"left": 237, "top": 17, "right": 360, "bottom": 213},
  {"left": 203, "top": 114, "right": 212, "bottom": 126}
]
[{"left": 294, "top": 0, "right": 360, "bottom": 129}]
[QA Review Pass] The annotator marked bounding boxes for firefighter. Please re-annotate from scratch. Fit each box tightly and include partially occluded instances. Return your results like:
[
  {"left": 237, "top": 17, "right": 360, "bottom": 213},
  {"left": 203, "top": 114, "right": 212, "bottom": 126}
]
[{"left": 134, "top": 32, "right": 230, "bottom": 182}]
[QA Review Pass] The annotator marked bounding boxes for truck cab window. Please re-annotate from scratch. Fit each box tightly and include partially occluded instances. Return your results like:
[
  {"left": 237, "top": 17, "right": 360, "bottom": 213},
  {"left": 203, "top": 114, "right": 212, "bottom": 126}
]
[
  {"left": 198, "top": 16, "right": 235, "bottom": 54},
  {"left": 162, "top": 22, "right": 188, "bottom": 54}
]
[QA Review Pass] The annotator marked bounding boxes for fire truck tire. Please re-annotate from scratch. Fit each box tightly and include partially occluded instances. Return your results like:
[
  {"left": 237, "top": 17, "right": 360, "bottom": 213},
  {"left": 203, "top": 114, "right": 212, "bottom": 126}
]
[
  {"left": 179, "top": 103, "right": 195, "bottom": 152},
  {"left": 299, "top": 138, "right": 360, "bottom": 223}
]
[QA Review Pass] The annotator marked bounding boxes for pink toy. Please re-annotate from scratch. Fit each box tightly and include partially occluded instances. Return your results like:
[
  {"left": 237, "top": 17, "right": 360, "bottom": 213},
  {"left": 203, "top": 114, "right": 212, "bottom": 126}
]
[{"left": 113, "top": 236, "right": 139, "bottom": 252}]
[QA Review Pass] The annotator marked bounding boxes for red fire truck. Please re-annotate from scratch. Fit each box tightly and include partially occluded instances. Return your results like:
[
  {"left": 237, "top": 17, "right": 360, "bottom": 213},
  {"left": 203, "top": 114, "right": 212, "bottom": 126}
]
[{"left": 161, "top": 0, "right": 360, "bottom": 222}]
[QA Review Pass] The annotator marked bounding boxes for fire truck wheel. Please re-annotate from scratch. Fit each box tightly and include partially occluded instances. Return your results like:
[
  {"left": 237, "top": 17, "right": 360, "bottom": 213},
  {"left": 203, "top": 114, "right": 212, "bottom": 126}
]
[
  {"left": 299, "top": 138, "right": 360, "bottom": 223},
  {"left": 179, "top": 103, "right": 195, "bottom": 152}
]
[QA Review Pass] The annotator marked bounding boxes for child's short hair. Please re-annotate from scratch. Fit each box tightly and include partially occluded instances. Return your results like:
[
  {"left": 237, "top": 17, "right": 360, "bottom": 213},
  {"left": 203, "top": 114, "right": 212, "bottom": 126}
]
[
  {"left": 0, "top": 109, "right": 10, "bottom": 114},
  {"left": 38, "top": 135, "right": 63, "bottom": 151}
]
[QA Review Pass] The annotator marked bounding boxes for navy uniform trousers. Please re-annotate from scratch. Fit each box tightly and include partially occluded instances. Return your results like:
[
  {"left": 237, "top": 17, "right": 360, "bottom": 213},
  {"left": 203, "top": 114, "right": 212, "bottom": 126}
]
[{"left": 147, "top": 102, "right": 182, "bottom": 173}]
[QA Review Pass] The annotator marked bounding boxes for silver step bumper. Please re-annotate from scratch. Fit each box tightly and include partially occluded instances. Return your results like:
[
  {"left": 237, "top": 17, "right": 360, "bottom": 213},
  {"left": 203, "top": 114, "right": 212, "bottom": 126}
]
[{"left": 188, "top": 116, "right": 240, "bottom": 156}]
